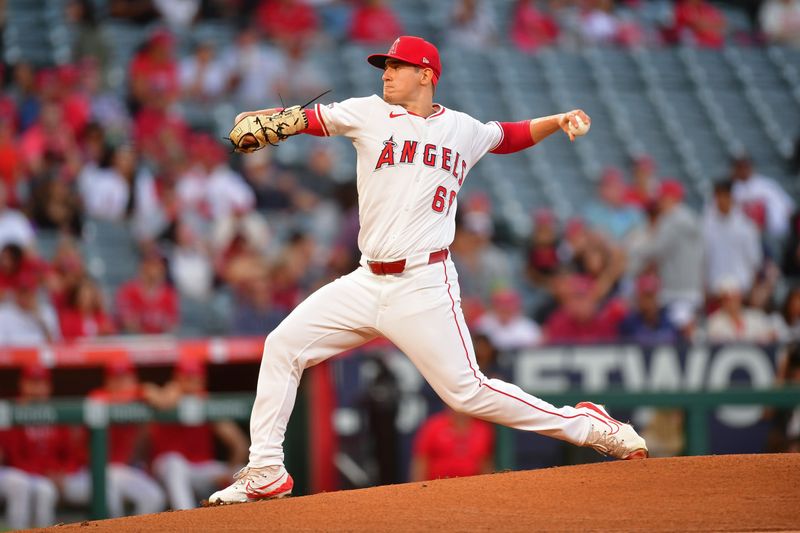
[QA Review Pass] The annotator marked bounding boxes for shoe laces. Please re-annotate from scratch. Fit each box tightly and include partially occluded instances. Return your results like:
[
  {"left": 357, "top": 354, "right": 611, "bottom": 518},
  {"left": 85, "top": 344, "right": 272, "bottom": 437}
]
[
  {"left": 587, "top": 425, "right": 629, "bottom": 458},
  {"left": 233, "top": 465, "right": 282, "bottom": 481}
]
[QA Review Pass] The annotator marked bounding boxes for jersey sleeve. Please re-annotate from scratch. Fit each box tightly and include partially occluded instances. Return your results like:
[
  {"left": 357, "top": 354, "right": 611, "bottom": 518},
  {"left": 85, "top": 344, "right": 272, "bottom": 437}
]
[
  {"left": 470, "top": 119, "right": 504, "bottom": 162},
  {"left": 314, "top": 95, "right": 381, "bottom": 138}
]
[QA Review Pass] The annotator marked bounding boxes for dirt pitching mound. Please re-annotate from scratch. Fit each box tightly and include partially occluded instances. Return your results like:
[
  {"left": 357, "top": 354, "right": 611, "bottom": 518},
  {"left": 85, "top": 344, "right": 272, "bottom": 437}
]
[{"left": 50, "top": 454, "right": 799, "bottom": 532}]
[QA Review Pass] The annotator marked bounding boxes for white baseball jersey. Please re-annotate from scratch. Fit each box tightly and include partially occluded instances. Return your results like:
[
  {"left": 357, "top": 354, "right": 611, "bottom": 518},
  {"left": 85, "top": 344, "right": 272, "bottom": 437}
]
[{"left": 315, "top": 96, "right": 503, "bottom": 260}]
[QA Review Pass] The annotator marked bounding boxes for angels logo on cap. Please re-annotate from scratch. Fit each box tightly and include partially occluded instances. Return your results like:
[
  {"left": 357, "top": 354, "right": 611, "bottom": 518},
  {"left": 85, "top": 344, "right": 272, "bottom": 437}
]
[{"left": 366, "top": 36, "right": 442, "bottom": 85}]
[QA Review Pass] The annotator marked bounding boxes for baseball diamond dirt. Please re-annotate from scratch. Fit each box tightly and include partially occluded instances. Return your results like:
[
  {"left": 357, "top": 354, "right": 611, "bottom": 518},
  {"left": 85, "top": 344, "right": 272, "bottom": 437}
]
[{"left": 50, "top": 454, "right": 799, "bottom": 532}]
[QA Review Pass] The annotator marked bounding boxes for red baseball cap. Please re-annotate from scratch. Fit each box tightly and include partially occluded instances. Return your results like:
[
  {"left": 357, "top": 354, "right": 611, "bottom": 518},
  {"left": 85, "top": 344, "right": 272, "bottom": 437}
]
[
  {"left": 175, "top": 359, "right": 206, "bottom": 378},
  {"left": 367, "top": 36, "right": 441, "bottom": 85},
  {"left": 658, "top": 179, "right": 684, "bottom": 202},
  {"left": 105, "top": 358, "right": 135, "bottom": 378},
  {"left": 21, "top": 363, "right": 51, "bottom": 381}
]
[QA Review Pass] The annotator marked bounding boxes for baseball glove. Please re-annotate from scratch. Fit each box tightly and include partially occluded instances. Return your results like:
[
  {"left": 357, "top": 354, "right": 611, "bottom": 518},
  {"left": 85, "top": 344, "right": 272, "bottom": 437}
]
[{"left": 228, "top": 105, "right": 308, "bottom": 153}]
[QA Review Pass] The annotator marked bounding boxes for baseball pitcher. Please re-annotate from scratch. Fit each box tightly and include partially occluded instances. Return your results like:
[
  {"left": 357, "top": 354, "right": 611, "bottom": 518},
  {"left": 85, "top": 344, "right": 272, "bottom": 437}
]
[{"left": 211, "top": 36, "right": 647, "bottom": 504}]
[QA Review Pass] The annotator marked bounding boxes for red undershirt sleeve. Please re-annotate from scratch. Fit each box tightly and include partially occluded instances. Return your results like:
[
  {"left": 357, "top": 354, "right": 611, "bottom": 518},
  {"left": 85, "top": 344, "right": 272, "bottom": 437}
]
[
  {"left": 302, "top": 108, "right": 327, "bottom": 136},
  {"left": 490, "top": 120, "right": 535, "bottom": 154}
]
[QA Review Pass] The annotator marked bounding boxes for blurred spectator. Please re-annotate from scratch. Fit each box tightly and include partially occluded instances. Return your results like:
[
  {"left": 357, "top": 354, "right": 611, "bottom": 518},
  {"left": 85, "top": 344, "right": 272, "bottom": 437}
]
[
  {"left": 585, "top": 167, "right": 643, "bottom": 241},
  {"left": 170, "top": 220, "right": 214, "bottom": 301},
  {"left": 624, "top": 155, "right": 658, "bottom": 208},
  {"left": 46, "top": 237, "right": 87, "bottom": 308},
  {"left": 19, "top": 100, "right": 82, "bottom": 180},
  {"left": 153, "top": 0, "right": 201, "bottom": 30},
  {"left": 511, "top": 0, "right": 559, "bottom": 53},
  {"left": 0, "top": 244, "right": 27, "bottom": 297},
  {"left": 146, "top": 360, "right": 248, "bottom": 510},
  {"left": 280, "top": 37, "right": 331, "bottom": 105},
  {"left": 672, "top": 0, "right": 726, "bottom": 48},
  {"left": 544, "top": 274, "right": 626, "bottom": 343},
  {"left": 0, "top": 116, "right": 23, "bottom": 208},
  {"left": 2, "top": 365, "right": 86, "bottom": 528},
  {"left": 67, "top": 0, "right": 113, "bottom": 77},
  {"left": 57, "top": 277, "right": 115, "bottom": 341},
  {"left": 778, "top": 287, "right": 800, "bottom": 341},
  {"left": 359, "top": 354, "right": 401, "bottom": 485},
  {"left": 767, "top": 343, "right": 800, "bottom": 452},
  {"left": 476, "top": 288, "right": 542, "bottom": 351},
  {"left": 410, "top": 408, "right": 494, "bottom": 482},
  {"left": 179, "top": 41, "right": 231, "bottom": 103},
  {"left": 80, "top": 62, "right": 131, "bottom": 140},
  {"left": 78, "top": 144, "right": 134, "bottom": 221},
  {"left": 760, "top": 0, "right": 800, "bottom": 47},
  {"left": 131, "top": 156, "right": 182, "bottom": 240},
  {"left": 448, "top": 0, "right": 496, "bottom": 49},
  {"left": 703, "top": 180, "right": 762, "bottom": 299},
  {"left": 240, "top": 148, "right": 293, "bottom": 212},
  {"left": 524, "top": 208, "right": 561, "bottom": 290},
  {"left": 619, "top": 274, "right": 681, "bottom": 344},
  {"left": 87, "top": 361, "right": 166, "bottom": 517},
  {"left": 783, "top": 211, "right": 800, "bottom": 277},
  {"left": 0, "top": 183, "right": 35, "bottom": 250},
  {"left": 730, "top": 156, "right": 795, "bottom": 239},
  {"left": 59, "top": 65, "right": 93, "bottom": 137},
  {"left": 222, "top": 26, "right": 288, "bottom": 110},
  {"left": 0, "top": 436, "right": 30, "bottom": 530},
  {"left": 573, "top": 239, "right": 626, "bottom": 303},
  {"left": 27, "top": 176, "right": 84, "bottom": 237},
  {"left": 129, "top": 30, "right": 180, "bottom": 112},
  {"left": 178, "top": 135, "right": 256, "bottom": 223},
  {"left": 11, "top": 63, "right": 40, "bottom": 133},
  {"left": 580, "top": 0, "right": 642, "bottom": 46},
  {"left": 706, "top": 277, "right": 779, "bottom": 343},
  {"left": 473, "top": 332, "right": 502, "bottom": 378},
  {"left": 450, "top": 210, "right": 512, "bottom": 303},
  {"left": 231, "top": 276, "right": 287, "bottom": 335},
  {"left": 116, "top": 249, "right": 179, "bottom": 334},
  {"left": 629, "top": 180, "right": 703, "bottom": 332},
  {"left": 256, "top": 0, "right": 319, "bottom": 45},
  {"left": 0, "top": 273, "right": 61, "bottom": 345},
  {"left": 348, "top": 0, "right": 404, "bottom": 45}
]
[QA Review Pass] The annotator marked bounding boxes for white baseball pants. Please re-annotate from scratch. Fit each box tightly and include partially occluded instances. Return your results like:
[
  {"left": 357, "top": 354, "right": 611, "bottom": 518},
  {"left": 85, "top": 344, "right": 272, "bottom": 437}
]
[
  {"left": 248, "top": 256, "right": 596, "bottom": 468},
  {"left": 0, "top": 468, "right": 57, "bottom": 529},
  {"left": 61, "top": 466, "right": 165, "bottom": 517},
  {"left": 153, "top": 453, "right": 231, "bottom": 510}
]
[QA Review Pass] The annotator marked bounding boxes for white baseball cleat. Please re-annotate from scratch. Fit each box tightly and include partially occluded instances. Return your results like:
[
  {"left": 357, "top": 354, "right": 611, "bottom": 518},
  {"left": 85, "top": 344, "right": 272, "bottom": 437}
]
[
  {"left": 208, "top": 465, "right": 293, "bottom": 505},
  {"left": 577, "top": 401, "right": 649, "bottom": 460}
]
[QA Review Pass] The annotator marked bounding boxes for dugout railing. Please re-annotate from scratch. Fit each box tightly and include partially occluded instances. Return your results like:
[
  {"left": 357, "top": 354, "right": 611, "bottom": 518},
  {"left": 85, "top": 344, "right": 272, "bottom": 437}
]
[{"left": 2, "top": 388, "right": 799, "bottom": 520}]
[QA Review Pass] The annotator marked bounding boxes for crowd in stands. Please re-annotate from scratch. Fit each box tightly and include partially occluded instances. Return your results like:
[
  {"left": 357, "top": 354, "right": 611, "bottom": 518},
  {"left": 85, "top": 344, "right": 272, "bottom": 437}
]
[
  {"left": 0, "top": 2, "right": 798, "bottom": 524},
  {"left": 0, "top": 0, "right": 797, "bottom": 353}
]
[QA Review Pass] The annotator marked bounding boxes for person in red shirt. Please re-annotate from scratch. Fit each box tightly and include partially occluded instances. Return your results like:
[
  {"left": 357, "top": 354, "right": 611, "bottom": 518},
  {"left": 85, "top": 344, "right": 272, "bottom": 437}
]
[
  {"left": 146, "top": 360, "right": 248, "bottom": 510},
  {"left": 544, "top": 274, "right": 626, "bottom": 344},
  {"left": 0, "top": 116, "right": 23, "bottom": 207},
  {"left": 129, "top": 30, "right": 180, "bottom": 110},
  {"left": 58, "top": 276, "right": 116, "bottom": 340},
  {"left": 116, "top": 248, "right": 179, "bottom": 334},
  {"left": 624, "top": 155, "right": 658, "bottom": 208},
  {"left": 3, "top": 364, "right": 86, "bottom": 528},
  {"left": 511, "top": 0, "right": 559, "bottom": 53},
  {"left": 673, "top": 0, "right": 726, "bottom": 48},
  {"left": 349, "top": 0, "right": 404, "bottom": 45},
  {"left": 410, "top": 408, "right": 494, "bottom": 481},
  {"left": 256, "top": 0, "right": 319, "bottom": 44},
  {"left": 87, "top": 360, "right": 166, "bottom": 516}
]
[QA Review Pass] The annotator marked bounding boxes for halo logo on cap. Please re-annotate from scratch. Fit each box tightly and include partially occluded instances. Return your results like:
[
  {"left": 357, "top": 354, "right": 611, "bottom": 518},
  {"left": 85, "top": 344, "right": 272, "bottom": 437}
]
[{"left": 388, "top": 39, "right": 399, "bottom": 55}]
